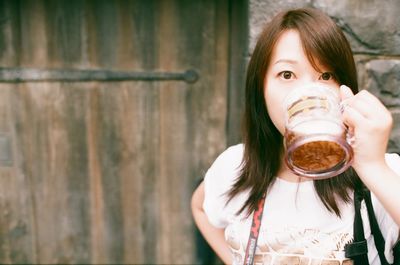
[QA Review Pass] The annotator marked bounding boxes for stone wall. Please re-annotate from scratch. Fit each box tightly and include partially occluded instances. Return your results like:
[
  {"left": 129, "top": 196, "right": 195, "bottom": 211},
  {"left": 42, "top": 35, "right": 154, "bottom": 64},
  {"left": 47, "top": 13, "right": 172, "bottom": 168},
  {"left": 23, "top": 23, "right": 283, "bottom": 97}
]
[{"left": 249, "top": 0, "right": 400, "bottom": 153}]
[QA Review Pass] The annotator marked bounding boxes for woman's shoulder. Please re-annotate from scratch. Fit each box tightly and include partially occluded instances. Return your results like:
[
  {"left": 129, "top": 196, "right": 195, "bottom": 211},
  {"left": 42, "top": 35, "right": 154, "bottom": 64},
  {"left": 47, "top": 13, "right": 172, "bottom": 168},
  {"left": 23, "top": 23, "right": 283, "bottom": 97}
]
[
  {"left": 212, "top": 143, "right": 244, "bottom": 168},
  {"left": 202, "top": 144, "right": 246, "bottom": 227},
  {"left": 204, "top": 143, "right": 244, "bottom": 186}
]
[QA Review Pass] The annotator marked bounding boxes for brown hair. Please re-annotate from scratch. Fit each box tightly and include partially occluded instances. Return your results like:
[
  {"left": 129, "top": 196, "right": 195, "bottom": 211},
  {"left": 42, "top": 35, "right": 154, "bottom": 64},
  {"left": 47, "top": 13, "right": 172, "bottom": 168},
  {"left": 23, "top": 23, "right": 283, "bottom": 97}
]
[{"left": 228, "top": 8, "right": 362, "bottom": 217}]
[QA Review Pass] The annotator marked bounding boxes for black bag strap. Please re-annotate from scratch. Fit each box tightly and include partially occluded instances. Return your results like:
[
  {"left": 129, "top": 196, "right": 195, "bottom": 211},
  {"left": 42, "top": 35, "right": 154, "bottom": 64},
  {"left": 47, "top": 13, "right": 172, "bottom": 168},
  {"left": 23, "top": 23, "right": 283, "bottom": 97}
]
[
  {"left": 346, "top": 188, "right": 400, "bottom": 265},
  {"left": 364, "top": 190, "right": 391, "bottom": 265},
  {"left": 345, "top": 189, "right": 370, "bottom": 264}
]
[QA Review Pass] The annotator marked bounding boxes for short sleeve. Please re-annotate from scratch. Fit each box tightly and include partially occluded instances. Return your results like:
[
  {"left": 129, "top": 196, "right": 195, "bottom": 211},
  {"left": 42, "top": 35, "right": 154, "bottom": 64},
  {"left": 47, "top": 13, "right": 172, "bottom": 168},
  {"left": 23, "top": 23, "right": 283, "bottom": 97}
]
[
  {"left": 203, "top": 144, "right": 244, "bottom": 228},
  {"left": 371, "top": 153, "right": 400, "bottom": 263},
  {"left": 385, "top": 153, "right": 400, "bottom": 174}
]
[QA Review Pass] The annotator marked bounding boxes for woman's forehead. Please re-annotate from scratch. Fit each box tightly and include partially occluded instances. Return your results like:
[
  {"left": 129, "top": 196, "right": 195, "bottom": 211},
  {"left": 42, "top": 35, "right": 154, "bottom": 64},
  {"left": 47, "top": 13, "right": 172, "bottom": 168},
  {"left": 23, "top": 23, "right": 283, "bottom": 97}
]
[
  {"left": 270, "top": 29, "right": 329, "bottom": 72},
  {"left": 270, "top": 30, "right": 306, "bottom": 65}
]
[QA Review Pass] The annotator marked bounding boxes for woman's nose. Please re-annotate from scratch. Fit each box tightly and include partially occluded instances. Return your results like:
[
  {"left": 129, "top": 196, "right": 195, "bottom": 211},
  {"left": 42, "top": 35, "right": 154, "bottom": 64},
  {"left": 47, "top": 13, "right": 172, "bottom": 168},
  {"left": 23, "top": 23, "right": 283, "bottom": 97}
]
[{"left": 298, "top": 74, "right": 322, "bottom": 86}]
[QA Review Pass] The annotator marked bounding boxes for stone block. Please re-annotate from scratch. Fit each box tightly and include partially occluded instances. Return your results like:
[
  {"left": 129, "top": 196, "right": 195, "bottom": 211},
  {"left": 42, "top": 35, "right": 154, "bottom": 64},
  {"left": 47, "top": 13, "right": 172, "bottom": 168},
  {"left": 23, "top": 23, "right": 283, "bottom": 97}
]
[
  {"left": 249, "top": 0, "right": 310, "bottom": 52},
  {"left": 356, "top": 57, "right": 400, "bottom": 153},
  {"left": 249, "top": 0, "right": 400, "bottom": 55},
  {"left": 363, "top": 59, "right": 400, "bottom": 108},
  {"left": 313, "top": 0, "right": 400, "bottom": 55},
  {"left": 388, "top": 110, "right": 400, "bottom": 153}
]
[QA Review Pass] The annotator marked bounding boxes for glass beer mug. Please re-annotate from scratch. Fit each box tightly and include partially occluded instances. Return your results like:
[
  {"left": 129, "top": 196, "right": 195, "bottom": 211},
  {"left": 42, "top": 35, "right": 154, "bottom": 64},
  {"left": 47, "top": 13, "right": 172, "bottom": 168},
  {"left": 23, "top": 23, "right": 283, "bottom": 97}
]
[{"left": 283, "top": 83, "right": 353, "bottom": 179}]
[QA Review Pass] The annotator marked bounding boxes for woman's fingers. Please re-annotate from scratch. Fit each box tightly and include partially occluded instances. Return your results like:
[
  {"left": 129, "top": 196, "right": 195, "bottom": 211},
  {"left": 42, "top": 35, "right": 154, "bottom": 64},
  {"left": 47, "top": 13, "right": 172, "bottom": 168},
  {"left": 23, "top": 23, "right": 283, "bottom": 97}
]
[
  {"left": 339, "top": 85, "right": 393, "bottom": 140},
  {"left": 339, "top": 85, "right": 354, "bottom": 101},
  {"left": 340, "top": 86, "right": 389, "bottom": 120},
  {"left": 339, "top": 85, "right": 393, "bottom": 171},
  {"left": 340, "top": 85, "right": 366, "bottom": 126},
  {"left": 341, "top": 102, "right": 366, "bottom": 128},
  {"left": 340, "top": 85, "right": 393, "bottom": 140}
]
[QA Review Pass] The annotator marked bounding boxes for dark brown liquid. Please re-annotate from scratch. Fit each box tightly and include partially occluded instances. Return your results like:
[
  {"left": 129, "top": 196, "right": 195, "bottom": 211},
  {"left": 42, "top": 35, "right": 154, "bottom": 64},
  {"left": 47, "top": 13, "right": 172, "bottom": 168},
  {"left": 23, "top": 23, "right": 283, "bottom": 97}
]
[{"left": 291, "top": 140, "right": 345, "bottom": 171}]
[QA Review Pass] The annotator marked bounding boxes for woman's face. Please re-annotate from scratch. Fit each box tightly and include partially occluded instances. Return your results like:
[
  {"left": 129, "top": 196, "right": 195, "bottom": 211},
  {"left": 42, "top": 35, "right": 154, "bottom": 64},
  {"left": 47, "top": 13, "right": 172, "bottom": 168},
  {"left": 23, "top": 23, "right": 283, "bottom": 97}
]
[{"left": 264, "top": 29, "right": 339, "bottom": 134}]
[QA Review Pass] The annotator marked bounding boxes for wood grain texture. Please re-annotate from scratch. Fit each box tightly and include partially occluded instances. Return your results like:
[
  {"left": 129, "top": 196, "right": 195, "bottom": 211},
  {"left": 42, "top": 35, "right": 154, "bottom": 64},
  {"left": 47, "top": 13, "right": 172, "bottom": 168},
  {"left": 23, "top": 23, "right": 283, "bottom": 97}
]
[{"left": 0, "top": 0, "right": 234, "bottom": 263}]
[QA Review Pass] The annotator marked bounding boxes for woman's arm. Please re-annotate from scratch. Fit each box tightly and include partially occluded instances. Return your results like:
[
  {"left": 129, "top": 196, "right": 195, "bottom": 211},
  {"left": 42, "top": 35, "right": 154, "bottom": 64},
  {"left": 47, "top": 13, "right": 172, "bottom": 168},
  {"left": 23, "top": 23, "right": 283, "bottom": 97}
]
[
  {"left": 191, "top": 181, "right": 232, "bottom": 264},
  {"left": 340, "top": 85, "right": 400, "bottom": 226}
]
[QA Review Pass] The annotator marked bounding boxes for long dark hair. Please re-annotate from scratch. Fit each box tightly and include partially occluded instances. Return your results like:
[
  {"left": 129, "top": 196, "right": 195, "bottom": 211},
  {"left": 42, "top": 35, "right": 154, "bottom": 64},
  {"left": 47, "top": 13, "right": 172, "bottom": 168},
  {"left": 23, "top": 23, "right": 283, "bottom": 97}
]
[{"left": 228, "top": 8, "right": 363, "bottom": 217}]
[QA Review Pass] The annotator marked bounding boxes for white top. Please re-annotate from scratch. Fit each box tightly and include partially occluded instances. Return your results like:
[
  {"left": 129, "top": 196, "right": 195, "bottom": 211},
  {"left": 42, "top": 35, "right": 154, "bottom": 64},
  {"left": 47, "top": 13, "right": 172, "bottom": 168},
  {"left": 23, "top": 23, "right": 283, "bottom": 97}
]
[{"left": 203, "top": 144, "right": 400, "bottom": 265}]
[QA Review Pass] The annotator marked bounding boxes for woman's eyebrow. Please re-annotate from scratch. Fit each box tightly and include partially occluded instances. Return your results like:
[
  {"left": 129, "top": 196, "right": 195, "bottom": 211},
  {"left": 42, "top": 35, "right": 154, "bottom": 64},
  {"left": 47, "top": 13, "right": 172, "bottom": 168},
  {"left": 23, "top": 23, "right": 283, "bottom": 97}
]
[{"left": 273, "top": 59, "right": 298, "bottom": 65}]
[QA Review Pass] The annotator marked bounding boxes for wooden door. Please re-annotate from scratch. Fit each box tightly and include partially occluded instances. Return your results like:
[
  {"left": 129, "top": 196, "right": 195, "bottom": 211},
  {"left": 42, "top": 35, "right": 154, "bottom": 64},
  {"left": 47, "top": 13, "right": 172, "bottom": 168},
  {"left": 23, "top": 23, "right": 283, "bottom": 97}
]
[{"left": 0, "top": 0, "right": 243, "bottom": 264}]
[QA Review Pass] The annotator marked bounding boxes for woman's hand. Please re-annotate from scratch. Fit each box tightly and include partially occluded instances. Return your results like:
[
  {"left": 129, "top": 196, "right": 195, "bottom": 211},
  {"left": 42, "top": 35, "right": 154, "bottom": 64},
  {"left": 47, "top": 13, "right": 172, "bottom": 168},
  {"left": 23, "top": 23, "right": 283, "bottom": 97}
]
[{"left": 339, "top": 85, "right": 393, "bottom": 172}]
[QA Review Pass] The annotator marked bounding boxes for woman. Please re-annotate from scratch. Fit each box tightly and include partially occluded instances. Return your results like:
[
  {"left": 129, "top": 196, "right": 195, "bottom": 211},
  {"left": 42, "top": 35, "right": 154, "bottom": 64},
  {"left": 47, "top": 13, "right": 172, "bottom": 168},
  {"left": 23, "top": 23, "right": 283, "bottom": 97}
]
[{"left": 191, "top": 7, "right": 400, "bottom": 265}]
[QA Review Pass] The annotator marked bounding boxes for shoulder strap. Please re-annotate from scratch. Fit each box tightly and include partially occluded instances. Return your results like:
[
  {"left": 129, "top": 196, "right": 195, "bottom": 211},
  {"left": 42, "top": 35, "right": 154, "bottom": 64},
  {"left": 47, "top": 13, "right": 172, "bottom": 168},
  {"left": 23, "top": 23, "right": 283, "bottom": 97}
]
[
  {"left": 364, "top": 190, "right": 391, "bottom": 265},
  {"left": 345, "top": 189, "right": 369, "bottom": 264},
  {"left": 351, "top": 189, "right": 399, "bottom": 265},
  {"left": 243, "top": 194, "right": 266, "bottom": 265}
]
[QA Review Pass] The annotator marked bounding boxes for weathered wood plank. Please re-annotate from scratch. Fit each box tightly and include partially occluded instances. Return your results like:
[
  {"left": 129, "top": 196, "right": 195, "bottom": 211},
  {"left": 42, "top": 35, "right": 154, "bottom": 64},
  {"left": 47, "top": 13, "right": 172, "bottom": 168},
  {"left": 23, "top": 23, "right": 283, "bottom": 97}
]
[
  {"left": 227, "top": 0, "right": 248, "bottom": 146},
  {"left": 129, "top": 1, "right": 161, "bottom": 263},
  {"left": 0, "top": 2, "right": 38, "bottom": 263},
  {"left": 19, "top": 1, "right": 47, "bottom": 66},
  {"left": 10, "top": 83, "right": 91, "bottom": 263},
  {"left": 0, "top": 84, "right": 38, "bottom": 264},
  {"left": 157, "top": 0, "right": 229, "bottom": 263},
  {"left": 44, "top": 0, "right": 84, "bottom": 66}
]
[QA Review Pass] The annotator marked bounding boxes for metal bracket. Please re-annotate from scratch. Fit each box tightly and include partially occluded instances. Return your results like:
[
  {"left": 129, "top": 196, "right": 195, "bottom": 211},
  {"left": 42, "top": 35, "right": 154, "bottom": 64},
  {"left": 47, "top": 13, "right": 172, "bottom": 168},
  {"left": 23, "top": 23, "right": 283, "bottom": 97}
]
[{"left": 0, "top": 68, "right": 199, "bottom": 83}]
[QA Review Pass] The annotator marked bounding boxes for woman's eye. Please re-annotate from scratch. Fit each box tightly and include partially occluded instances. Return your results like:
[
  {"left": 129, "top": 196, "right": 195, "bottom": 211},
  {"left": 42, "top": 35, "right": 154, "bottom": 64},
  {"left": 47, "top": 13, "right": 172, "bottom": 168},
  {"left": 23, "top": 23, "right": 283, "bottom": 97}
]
[
  {"left": 279, "top": 71, "right": 294, "bottom": 80},
  {"left": 320, "top": 72, "right": 334, "bottom": 81}
]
